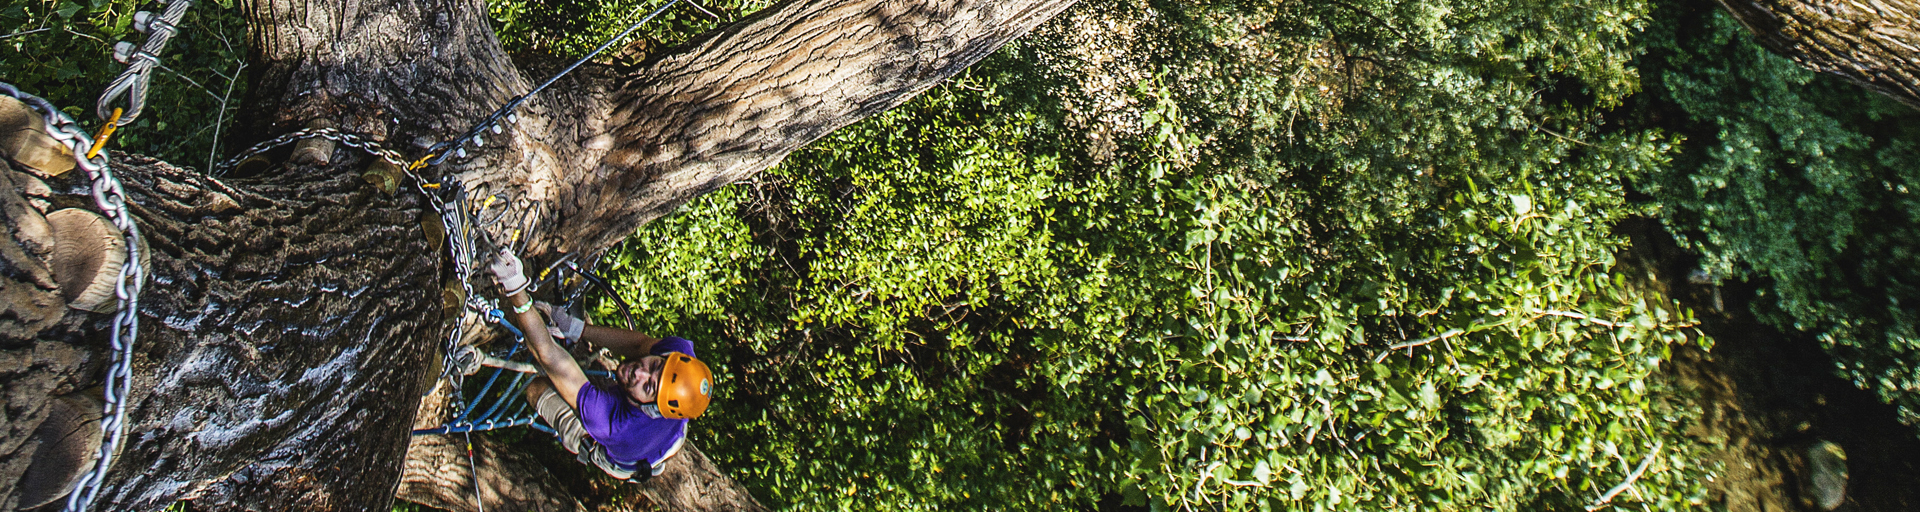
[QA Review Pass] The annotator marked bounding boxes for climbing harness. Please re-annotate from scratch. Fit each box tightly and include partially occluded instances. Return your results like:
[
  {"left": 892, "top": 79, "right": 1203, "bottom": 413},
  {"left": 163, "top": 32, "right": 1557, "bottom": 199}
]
[
  {"left": 0, "top": 83, "right": 149, "bottom": 512},
  {"left": 401, "top": 0, "right": 689, "bottom": 443}
]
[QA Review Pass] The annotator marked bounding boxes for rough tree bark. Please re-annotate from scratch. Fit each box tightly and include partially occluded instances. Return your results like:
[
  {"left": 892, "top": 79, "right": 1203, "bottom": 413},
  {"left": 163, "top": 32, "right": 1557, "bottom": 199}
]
[
  {"left": 397, "top": 434, "right": 586, "bottom": 512},
  {"left": 1714, "top": 0, "right": 1920, "bottom": 109},
  {"left": 0, "top": 0, "right": 1075, "bottom": 510}
]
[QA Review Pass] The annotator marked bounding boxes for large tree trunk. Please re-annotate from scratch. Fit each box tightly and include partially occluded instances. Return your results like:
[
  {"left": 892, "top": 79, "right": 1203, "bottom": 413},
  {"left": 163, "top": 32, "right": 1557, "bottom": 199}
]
[
  {"left": 1714, "top": 0, "right": 1920, "bottom": 109},
  {"left": 103, "top": 153, "right": 444, "bottom": 511},
  {"left": 397, "top": 434, "right": 587, "bottom": 512},
  {"left": 1, "top": 0, "right": 1074, "bottom": 509}
]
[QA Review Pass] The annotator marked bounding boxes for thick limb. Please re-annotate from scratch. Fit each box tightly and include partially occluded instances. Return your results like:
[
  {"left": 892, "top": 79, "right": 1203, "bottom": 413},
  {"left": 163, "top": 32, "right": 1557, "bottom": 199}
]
[{"left": 580, "top": 325, "right": 661, "bottom": 360}]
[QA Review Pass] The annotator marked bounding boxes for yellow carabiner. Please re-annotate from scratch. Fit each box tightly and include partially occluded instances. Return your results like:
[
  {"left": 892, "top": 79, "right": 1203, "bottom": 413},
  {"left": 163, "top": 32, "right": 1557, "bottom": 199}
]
[{"left": 87, "top": 108, "right": 124, "bottom": 159}]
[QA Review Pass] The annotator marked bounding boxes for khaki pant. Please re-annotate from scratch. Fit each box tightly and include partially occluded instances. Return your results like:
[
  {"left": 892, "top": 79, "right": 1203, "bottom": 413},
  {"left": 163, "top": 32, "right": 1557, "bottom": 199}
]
[{"left": 534, "top": 387, "right": 638, "bottom": 480}]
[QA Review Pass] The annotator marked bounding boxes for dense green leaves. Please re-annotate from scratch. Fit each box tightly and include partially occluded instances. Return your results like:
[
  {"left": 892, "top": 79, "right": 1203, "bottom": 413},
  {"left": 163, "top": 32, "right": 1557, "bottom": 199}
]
[
  {"left": 599, "top": 0, "right": 1721, "bottom": 508},
  {"left": 2, "top": 0, "right": 248, "bottom": 167},
  {"left": 1634, "top": 5, "right": 1920, "bottom": 425},
  {"left": 11, "top": 0, "right": 1919, "bottom": 508},
  {"left": 485, "top": 0, "right": 772, "bottom": 63}
]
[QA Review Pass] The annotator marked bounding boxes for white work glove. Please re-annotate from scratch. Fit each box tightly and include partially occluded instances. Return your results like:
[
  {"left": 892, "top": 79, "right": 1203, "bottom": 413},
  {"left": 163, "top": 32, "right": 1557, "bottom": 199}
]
[
  {"left": 489, "top": 248, "right": 530, "bottom": 296},
  {"left": 535, "top": 301, "right": 586, "bottom": 341}
]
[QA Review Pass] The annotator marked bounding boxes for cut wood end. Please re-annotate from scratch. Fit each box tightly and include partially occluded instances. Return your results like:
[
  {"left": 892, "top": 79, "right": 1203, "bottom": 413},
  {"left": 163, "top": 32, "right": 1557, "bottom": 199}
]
[
  {"left": 364, "top": 160, "right": 404, "bottom": 195},
  {"left": 0, "top": 95, "right": 77, "bottom": 177},
  {"left": 15, "top": 392, "right": 106, "bottom": 510},
  {"left": 234, "top": 154, "right": 274, "bottom": 176},
  {"left": 442, "top": 281, "right": 466, "bottom": 320},
  {"left": 421, "top": 214, "right": 446, "bottom": 252},
  {"left": 290, "top": 119, "right": 339, "bottom": 166},
  {"left": 46, "top": 208, "right": 128, "bottom": 312}
]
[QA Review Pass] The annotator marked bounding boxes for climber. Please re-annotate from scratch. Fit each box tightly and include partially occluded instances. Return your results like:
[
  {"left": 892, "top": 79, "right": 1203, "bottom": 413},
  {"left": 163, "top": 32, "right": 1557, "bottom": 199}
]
[{"left": 487, "top": 248, "right": 714, "bottom": 481}]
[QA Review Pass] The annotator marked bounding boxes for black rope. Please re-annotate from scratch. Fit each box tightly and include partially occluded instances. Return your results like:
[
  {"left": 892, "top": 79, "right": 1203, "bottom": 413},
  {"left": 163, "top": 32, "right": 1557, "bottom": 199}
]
[{"left": 570, "top": 261, "right": 641, "bottom": 332}]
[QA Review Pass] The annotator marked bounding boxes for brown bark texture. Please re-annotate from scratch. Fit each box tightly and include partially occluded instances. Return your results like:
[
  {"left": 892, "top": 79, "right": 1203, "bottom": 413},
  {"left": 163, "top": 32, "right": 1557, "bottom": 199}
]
[
  {"left": 0, "top": 162, "right": 109, "bottom": 512},
  {"left": 0, "top": 0, "right": 1075, "bottom": 509},
  {"left": 106, "top": 152, "right": 444, "bottom": 512},
  {"left": 1715, "top": 0, "right": 1920, "bottom": 109},
  {"left": 397, "top": 434, "right": 587, "bottom": 512}
]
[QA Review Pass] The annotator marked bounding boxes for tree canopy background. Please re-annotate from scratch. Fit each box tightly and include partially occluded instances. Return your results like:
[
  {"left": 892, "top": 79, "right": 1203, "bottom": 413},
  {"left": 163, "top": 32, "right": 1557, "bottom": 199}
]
[{"left": 4, "top": 0, "right": 1917, "bottom": 509}]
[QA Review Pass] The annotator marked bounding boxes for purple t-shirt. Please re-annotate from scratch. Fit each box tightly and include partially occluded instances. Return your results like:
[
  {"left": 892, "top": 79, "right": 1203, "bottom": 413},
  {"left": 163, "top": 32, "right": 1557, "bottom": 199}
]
[{"left": 576, "top": 336, "right": 695, "bottom": 470}]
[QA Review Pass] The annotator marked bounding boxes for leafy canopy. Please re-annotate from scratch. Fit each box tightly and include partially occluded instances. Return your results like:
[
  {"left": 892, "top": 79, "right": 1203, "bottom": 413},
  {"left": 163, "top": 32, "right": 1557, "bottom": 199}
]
[
  {"left": 597, "top": 0, "right": 1716, "bottom": 509},
  {"left": 1633, "top": 3, "right": 1920, "bottom": 425}
]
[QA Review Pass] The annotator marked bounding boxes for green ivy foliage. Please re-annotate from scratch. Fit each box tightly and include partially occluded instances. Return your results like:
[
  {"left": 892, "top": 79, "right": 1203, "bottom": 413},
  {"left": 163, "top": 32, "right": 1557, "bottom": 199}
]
[
  {"left": 484, "top": 0, "right": 775, "bottom": 64},
  {"left": 1, "top": 0, "right": 248, "bottom": 168},
  {"left": 1634, "top": 5, "right": 1920, "bottom": 424},
  {"left": 598, "top": 0, "right": 1720, "bottom": 508}
]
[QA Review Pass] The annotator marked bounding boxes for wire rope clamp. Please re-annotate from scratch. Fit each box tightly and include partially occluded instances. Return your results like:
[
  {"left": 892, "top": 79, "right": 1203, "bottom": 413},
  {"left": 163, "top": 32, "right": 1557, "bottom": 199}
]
[
  {"left": 110, "top": 41, "right": 142, "bottom": 65},
  {"left": 363, "top": 159, "right": 404, "bottom": 195},
  {"left": 0, "top": 96, "right": 76, "bottom": 177},
  {"left": 131, "top": 10, "right": 176, "bottom": 36},
  {"left": 45, "top": 208, "right": 130, "bottom": 313}
]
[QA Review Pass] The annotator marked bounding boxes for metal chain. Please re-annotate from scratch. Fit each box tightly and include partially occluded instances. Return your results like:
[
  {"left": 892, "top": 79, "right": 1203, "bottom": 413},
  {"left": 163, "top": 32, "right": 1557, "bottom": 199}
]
[
  {"left": 215, "top": 127, "right": 410, "bottom": 170},
  {"left": 444, "top": 185, "right": 484, "bottom": 382},
  {"left": 0, "top": 82, "right": 148, "bottom": 512},
  {"left": 214, "top": 127, "right": 404, "bottom": 172},
  {"left": 0, "top": 99, "right": 469, "bottom": 508},
  {"left": 96, "top": 0, "right": 194, "bottom": 124},
  {"left": 215, "top": 127, "right": 499, "bottom": 378},
  {"left": 212, "top": 127, "right": 454, "bottom": 211}
]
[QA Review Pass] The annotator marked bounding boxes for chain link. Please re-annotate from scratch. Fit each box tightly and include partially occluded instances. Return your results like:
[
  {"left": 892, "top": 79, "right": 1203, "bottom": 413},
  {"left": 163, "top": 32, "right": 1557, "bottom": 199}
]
[
  {"left": 213, "top": 127, "right": 452, "bottom": 212},
  {"left": 96, "top": 0, "right": 194, "bottom": 125},
  {"left": 216, "top": 128, "right": 503, "bottom": 384},
  {"left": 5, "top": 83, "right": 495, "bottom": 510},
  {"left": 0, "top": 82, "right": 148, "bottom": 512}
]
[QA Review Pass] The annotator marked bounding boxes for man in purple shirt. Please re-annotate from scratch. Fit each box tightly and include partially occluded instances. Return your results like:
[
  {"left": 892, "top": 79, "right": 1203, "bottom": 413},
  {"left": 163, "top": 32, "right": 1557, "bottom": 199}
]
[{"left": 489, "top": 249, "right": 715, "bottom": 480}]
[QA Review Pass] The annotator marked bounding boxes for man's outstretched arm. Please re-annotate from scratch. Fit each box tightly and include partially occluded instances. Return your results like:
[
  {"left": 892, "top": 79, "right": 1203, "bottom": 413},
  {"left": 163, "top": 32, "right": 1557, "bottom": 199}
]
[
  {"left": 494, "top": 250, "right": 589, "bottom": 407},
  {"left": 581, "top": 325, "right": 661, "bottom": 360}
]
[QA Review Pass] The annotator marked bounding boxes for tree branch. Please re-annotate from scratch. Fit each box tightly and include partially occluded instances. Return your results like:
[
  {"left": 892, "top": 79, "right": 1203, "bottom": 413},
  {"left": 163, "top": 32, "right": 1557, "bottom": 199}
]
[
  {"left": 549, "top": 0, "right": 1081, "bottom": 253},
  {"left": 1713, "top": 0, "right": 1920, "bottom": 110}
]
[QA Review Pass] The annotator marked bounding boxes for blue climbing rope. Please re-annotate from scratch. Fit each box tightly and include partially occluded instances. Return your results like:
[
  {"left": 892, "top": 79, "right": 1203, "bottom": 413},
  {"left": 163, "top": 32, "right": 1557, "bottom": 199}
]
[
  {"left": 413, "top": 308, "right": 615, "bottom": 436},
  {"left": 414, "top": 310, "right": 539, "bottom": 436}
]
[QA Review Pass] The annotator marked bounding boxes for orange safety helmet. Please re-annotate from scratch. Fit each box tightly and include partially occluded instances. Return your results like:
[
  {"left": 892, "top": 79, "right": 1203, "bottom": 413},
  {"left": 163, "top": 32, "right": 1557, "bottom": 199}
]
[{"left": 657, "top": 352, "right": 713, "bottom": 419}]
